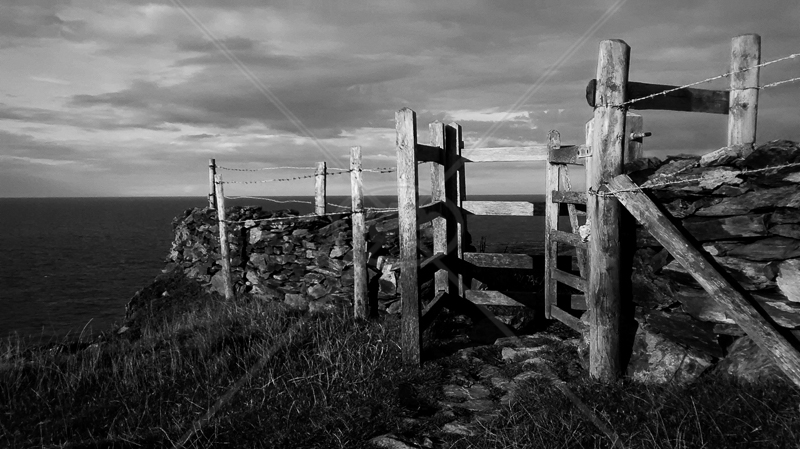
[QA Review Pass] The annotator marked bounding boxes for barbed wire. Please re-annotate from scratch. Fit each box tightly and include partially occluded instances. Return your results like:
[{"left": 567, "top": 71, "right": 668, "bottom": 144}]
[
  {"left": 619, "top": 52, "right": 799, "bottom": 107},
  {"left": 220, "top": 205, "right": 399, "bottom": 225},
  {"left": 217, "top": 165, "right": 317, "bottom": 172},
  {"left": 588, "top": 160, "right": 800, "bottom": 197},
  {"left": 218, "top": 166, "right": 397, "bottom": 184},
  {"left": 759, "top": 76, "right": 800, "bottom": 90}
]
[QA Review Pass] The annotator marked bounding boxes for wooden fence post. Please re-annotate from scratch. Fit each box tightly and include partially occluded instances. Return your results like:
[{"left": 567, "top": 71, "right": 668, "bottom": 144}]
[
  {"left": 544, "top": 131, "right": 561, "bottom": 320},
  {"left": 214, "top": 174, "right": 235, "bottom": 301},
  {"left": 587, "top": 39, "right": 629, "bottom": 381},
  {"left": 624, "top": 113, "right": 645, "bottom": 162},
  {"left": 315, "top": 161, "right": 327, "bottom": 215},
  {"left": 444, "top": 123, "right": 465, "bottom": 297},
  {"left": 728, "top": 34, "right": 760, "bottom": 147},
  {"left": 396, "top": 108, "right": 420, "bottom": 366},
  {"left": 208, "top": 158, "right": 217, "bottom": 209},
  {"left": 430, "top": 122, "right": 448, "bottom": 294},
  {"left": 351, "top": 146, "right": 368, "bottom": 319}
]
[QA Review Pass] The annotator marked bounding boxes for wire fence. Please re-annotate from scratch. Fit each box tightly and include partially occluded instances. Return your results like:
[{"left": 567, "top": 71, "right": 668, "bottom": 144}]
[{"left": 619, "top": 51, "right": 799, "bottom": 108}]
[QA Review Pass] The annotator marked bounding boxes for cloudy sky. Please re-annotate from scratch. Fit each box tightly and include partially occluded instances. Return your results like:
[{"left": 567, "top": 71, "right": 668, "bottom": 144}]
[{"left": 1, "top": 0, "right": 798, "bottom": 198}]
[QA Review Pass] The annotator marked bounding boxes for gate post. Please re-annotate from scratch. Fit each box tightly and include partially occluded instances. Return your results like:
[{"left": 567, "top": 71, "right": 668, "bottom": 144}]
[{"left": 587, "top": 39, "right": 629, "bottom": 381}]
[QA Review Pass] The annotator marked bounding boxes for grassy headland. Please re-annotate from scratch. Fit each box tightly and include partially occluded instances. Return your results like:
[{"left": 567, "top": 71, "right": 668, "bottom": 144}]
[{"left": 2, "top": 272, "right": 799, "bottom": 448}]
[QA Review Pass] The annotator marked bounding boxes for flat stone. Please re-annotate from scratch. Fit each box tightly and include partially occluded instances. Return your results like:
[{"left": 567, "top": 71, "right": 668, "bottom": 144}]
[
  {"left": 284, "top": 293, "right": 309, "bottom": 311},
  {"left": 713, "top": 336, "right": 788, "bottom": 383},
  {"left": 458, "top": 399, "right": 496, "bottom": 412},
  {"left": 307, "top": 284, "right": 328, "bottom": 299},
  {"left": 330, "top": 245, "right": 348, "bottom": 258},
  {"left": 441, "top": 422, "right": 477, "bottom": 436},
  {"left": 368, "top": 434, "right": 432, "bottom": 449},
  {"left": 501, "top": 346, "right": 547, "bottom": 362}
]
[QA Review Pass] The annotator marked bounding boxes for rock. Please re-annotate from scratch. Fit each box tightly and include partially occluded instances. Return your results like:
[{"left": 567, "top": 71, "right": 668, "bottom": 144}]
[
  {"left": 330, "top": 246, "right": 348, "bottom": 258},
  {"left": 713, "top": 336, "right": 788, "bottom": 383},
  {"left": 501, "top": 346, "right": 547, "bottom": 362},
  {"left": 369, "top": 434, "right": 433, "bottom": 449},
  {"left": 626, "top": 324, "right": 714, "bottom": 384},
  {"left": 699, "top": 144, "right": 753, "bottom": 167},
  {"left": 661, "top": 257, "right": 775, "bottom": 291},
  {"left": 726, "top": 237, "right": 800, "bottom": 261},
  {"left": 307, "top": 284, "right": 328, "bottom": 299},
  {"left": 682, "top": 214, "right": 769, "bottom": 241},
  {"left": 378, "top": 270, "right": 397, "bottom": 297},
  {"left": 694, "top": 186, "right": 800, "bottom": 216},
  {"left": 209, "top": 271, "right": 229, "bottom": 296},
  {"left": 441, "top": 422, "right": 477, "bottom": 436},
  {"left": 284, "top": 293, "right": 309, "bottom": 311},
  {"left": 777, "top": 259, "right": 800, "bottom": 303},
  {"left": 769, "top": 224, "right": 800, "bottom": 239}
]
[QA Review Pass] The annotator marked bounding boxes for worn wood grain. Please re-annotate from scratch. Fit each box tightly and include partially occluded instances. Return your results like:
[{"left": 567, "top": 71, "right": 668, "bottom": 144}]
[
  {"left": 553, "top": 268, "right": 587, "bottom": 292},
  {"left": 551, "top": 305, "right": 589, "bottom": 334},
  {"left": 586, "top": 79, "right": 729, "bottom": 114},
  {"left": 609, "top": 173, "right": 800, "bottom": 388},
  {"left": 462, "top": 200, "right": 534, "bottom": 216},
  {"left": 728, "top": 34, "right": 760, "bottom": 147},
  {"left": 464, "top": 252, "right": 533, "bottom": 269},
  {"left": 544, "top": 131, "right": 561, "bottom": 319},
  {"left": 547, "top": 145, "right": 589, "bottom": 165},
  {"left": 462, "top": 145, "right": 548, "bottom": 162},
  {"left": 430, "top": 122, "right": 448, "bottom": 294},
  {"left": 214, "top": 174, "right": 234, "bottom": 301},
  {"left": 208, "top": 158, "right": 217, "bottom": 209},
  {"left": 314, "top": 161, "right": 326, "bottom": 215},
  {"left": 416, "top": 143, "right": 443, "bottom": 164},
  {"left": 587, "top": 39, "right": 629, "bottom": 381},
  {"left": 552, "top": 190, "right": 587, "bottom": 205},
  {"left": 396, "top": 107, "right": 421, "bottom": 366},
  {"left": 551, "top": 229, "right": 587, "bottom": 249},
  {"left": 446, "top": 122, "right": 468, "bottom": 298},
  {"left": 350, "top": 147, "right": 368, "bottom": 319}
]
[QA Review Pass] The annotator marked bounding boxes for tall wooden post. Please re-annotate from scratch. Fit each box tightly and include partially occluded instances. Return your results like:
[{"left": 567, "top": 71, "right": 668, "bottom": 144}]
[
  {"left": 396, "top": 108, "right": 420, "bottom": 365},
  {"left": 214, "top": 174, "right": 235, "bottom": 301},
  {"left": 351, "top": 146, "right": 368, "bottom": 319},
  {"left": 728, "top": 34, "right": 760, "bottom": 147},
  {"left": 445, "top": 123, "right": 467, "bottom": 298},
  {"left": 587, "top": 39, "right": 629, "bottom": 381},
  {"left": 430, "top": 122, "right": 448, "bottom": 294},
  {"left": 315, "top": 161, "right": 327, "bottom": 215},
  {"left": 208, "top": 158, "right": 217, "bottom": 209},
  {"left": 544, "top": 130, "right": 561, "bottom": 320}
]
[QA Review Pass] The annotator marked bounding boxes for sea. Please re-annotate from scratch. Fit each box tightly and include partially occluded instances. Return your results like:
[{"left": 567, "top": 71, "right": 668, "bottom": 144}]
[{"left": 0, "top": 195, "right": 552, "bottom": 343}]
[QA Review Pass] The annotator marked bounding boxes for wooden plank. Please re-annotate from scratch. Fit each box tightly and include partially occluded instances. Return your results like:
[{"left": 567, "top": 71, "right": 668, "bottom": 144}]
[
  {"left": 417, "top": 201, "right": 443, "bottom": 224},
  {"left": 314, "top": 161, "right": 327, "bottom": 215},
  {"left": 416, "top": 143, "right": 443, "bottom": 164},
  {"left": 465, "top": 290, "right": 540, "bottom": 307},
  {"left": 587, "top": 39, "right": 628, "bottom": 381},
  {"left": 561, "top": 160, "right": 588, "bottom": 279},
  {"left": 552, "top": 268, "right": 587, "bottom": 292},
  {"left": 462, "top": 145, "right": 548, "bottom": 162},
  {"left": 213, "top": 175, "right": 234, "bottom": 301},
  {"left": 419, "top": 252, "right": 447, "bottom": 281},
  {"left": 585, "top": 79, "right": 729, "bottom": 114},
  {"left": 624, "top": 112, "right": 645, "bottom": 162},
  {"left": 446, "top": 122, "right": 468, "bottom": 298},
  {"left": 550, "top": 229, "right": 587, "bottom": 250},
  {"left": 550, "top": 305, "right": 588, "bottom": 334},
  {"left": 351, "top": 147, "right": 368, "bottom": 319},
  {"left": 464, "top": 252, "right": 533, "bottom": 269},
  {"left": 552, "top": 190, "right": 587, "bottom": 205},
  {"left": 608, "top": 173, "right": 800, "bottom": 389},
  {"left": 728, "top": 34, "right": 760, "bottom": 147},
  {"left": 396, "top": 107, "right": 420, "bottom": 366},
  {"left": 421, "top": 291, "right": 450, "bottom": 330},
  {"left": 430, "top": 122, "right": 448, "bottom": 294},
  {"left": 462, "top": 200, "right": 534, "bottom": 216},
  {"left": 548, "top": 145, "right": 589, "bottom": 165},
  {"left": 544, "top": 131, "right": 561, "bottom": 319}
]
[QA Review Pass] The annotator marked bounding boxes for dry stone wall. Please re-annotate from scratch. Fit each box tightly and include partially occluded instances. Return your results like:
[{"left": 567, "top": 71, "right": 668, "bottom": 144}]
[
  {"left": 163, "top": 206, "right": 407, "bottom": 314},
  {"left": 623, "top": 139, "right": 800, "bottom": 382}
]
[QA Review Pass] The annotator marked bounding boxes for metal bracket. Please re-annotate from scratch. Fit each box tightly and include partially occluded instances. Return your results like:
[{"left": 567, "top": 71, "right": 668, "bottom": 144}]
[{"left": 577, "top": 145, "right": 592, "bottom": 158}]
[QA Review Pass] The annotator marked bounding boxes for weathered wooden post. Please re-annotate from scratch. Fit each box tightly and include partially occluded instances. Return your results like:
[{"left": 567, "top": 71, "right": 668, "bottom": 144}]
[
  {"left": 544, "top": 130, "right": 561, "bottom": 320},
  {"left": 351, "top": 146, "right": 368, "bottom": 319},
  {"left": 430, "top": 122, "right": 448, "bottom": 294},
  {"left": 315, "top": 161, "right": 327, "bottom": 215},
  {"left": 587, "top": 39, "right": 629, "bottom": 381},
  {"left": 445, "top": 123, "right": 466, "bottom": 297},
  {"left": 208, "top": 158, "right": 217, "bottom": 209},
  {"left": 214, "top": 174, "right": 235, "bottom": 301},
  {"left": 728, "top": 34, "right": 760, "bottom": 147},
  {"left": 396, "top": 108, "right": 420, "bottom": 365}
]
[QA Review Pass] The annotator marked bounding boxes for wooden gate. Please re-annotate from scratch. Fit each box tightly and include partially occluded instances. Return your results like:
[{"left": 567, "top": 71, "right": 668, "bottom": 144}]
[{"left": 395, "top": 108, "right": 592, "bottom": 365}]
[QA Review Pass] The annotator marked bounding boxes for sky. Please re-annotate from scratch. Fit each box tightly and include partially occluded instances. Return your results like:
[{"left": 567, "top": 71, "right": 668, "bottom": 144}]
[{"left": 1, "top": 0, "right": 798, "bottom": 198}]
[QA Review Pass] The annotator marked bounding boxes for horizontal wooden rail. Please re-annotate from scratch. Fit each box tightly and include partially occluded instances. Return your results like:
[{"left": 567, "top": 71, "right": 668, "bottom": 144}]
[
  {"left": 462, "top": 200, "right": 534, "bottom": 216},
  {"left": 550, "top": 230, "right": 587, "bottom": 249},
  {"left": 550, "top": 305, "right": 588, "bottom": 333},
  {"left": 586, "top": 79, "right": 729, "bottom": 114},
  {"left": 462, "top": 145, "right": 549, "bottom": 162},
  {"left": 417, "top": 201, "right": 444, "bottom": 224},
  {"left": 464, "top": 252, "right": 533, "bottom": 269},
  {"left": 415, "top": 143, "right": 443, "bottom": 164},
  {"left": 465, "top": 290, "right": 541, "bottom": 307},
  {"left": 552, "top": 190, "right": 587, "bottom": 205},
  {"left": 548, "top": 145, "right": 589, "bottom": 165},
  {"left": 552, "top": 268, "right": 587, "bottom": 292}
]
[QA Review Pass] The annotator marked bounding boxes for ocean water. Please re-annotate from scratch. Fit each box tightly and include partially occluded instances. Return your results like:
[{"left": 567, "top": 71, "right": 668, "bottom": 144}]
[{"left": 0, "top": 195, "right": 551, "bottom": 342}]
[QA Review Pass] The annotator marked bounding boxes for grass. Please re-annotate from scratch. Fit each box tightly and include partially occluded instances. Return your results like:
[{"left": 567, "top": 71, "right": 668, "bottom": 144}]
[{"left": 2, "top": 281, "right": 800, "bottom": 448}]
